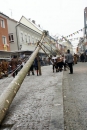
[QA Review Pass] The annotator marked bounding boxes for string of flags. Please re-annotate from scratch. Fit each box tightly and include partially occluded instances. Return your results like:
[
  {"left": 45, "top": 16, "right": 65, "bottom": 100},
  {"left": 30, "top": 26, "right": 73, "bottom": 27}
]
[
  {"left": 58, "top": 26, "right": 87, "bottom": 42},
  {"left": 65, "top": 28, "right": 83, "bottom": 38},
  {"left": 58, "top": 36, "right": 86, "bottom": 42},
  {"left": 65, "top": 26, "right": 87, "bottom": 38},
  {"left": 67, "top": 35, "right": 87, "bottom": 41}
]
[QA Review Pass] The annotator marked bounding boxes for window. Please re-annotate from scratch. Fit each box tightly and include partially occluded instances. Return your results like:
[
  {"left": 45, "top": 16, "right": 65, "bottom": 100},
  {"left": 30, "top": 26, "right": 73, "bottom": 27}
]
[
  {"left": 9, "top": 33, "right": 14, "bottom": 42},
  {"left": 36, "top": 38, "right": 38, "bottom": 43},
  {"left": 32, "top": 36, "right": 34, "bottom": 44},
  {"left": 2, "top": 36, "right": 7, "bottom": 44},
  {"left": 28, "top": 35, "right": 30, "bottom": 43},
  {"left": 25, "top": 34, "right": 27, "bottom": 43},
  {"left": 0, "top": 19, "right": 5, "bottom": 28},
  {"left": 21, "top": 33, "right": 23, "bottom": 42}
]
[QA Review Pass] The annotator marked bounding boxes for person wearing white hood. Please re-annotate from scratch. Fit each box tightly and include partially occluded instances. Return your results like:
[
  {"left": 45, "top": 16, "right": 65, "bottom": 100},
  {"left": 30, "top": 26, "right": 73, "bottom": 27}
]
[{"left": 52, "top": 55, "right": 57, "bottom": 73}]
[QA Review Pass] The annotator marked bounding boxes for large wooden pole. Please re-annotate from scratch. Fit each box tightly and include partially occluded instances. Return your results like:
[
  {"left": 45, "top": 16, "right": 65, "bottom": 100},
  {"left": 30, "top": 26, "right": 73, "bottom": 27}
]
[{"left": 0, "top": 31, "right": 48, "bottom": 124}]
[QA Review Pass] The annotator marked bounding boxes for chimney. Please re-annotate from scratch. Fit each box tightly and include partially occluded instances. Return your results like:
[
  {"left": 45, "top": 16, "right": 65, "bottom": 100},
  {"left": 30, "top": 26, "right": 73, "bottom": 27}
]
[{"left": 32, "top": 20, "right": 35, "bottom": 24}]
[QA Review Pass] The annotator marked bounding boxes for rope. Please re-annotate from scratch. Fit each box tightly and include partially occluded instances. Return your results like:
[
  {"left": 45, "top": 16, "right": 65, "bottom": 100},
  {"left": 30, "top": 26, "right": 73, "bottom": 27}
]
[{"left": 43, "top": 39, "right": 62, "bottom": 55}]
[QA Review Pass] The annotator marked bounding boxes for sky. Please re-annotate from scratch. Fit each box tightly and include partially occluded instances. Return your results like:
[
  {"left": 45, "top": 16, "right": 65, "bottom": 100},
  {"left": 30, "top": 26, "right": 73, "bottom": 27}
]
[{"left": 0, "top": 0, "right": 87, "bottom": 46}]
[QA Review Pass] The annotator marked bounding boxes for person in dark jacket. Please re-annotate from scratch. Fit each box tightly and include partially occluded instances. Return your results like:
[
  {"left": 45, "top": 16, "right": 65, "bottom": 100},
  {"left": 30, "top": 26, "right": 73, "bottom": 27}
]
[
  {"left": 66, "top": 49, "right": 73, "bottom": 74},
  {"left": 10, "top": 56, "right": 18, "bottom": 77},
  {"left": 34, "top": 56, "right": 39, "bottom": 76},
  {"left": 2, "top": 60, "right": 8, "bottom": 77},
  {"left": 0, "top": 61, "right": 3, "bottom": 79},
  {"left": 80, "top": 53, "right": 85, "bottom": 62},
  {"left": 27, "top": 62, "right": 34, "bottom": 76}
]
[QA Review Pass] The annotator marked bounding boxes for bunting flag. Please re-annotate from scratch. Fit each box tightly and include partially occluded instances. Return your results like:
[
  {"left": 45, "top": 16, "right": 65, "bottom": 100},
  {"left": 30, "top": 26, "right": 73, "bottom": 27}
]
[
  {"left": 57, "top": 26, "right": 87, "bottom": 43},
  {"left": 64, "top": 27, "right": 85, "bottom": 38},
  {"left": 58, "top": 35, "right": 87, "bottom": 43},
  {"left": 58, "top": 27, "right": 87, "bottom": 42}
]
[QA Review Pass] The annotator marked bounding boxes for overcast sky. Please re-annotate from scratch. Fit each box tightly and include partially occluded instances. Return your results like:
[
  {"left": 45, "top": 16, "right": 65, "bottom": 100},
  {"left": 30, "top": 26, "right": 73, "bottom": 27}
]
[{"left": 0, "top": 0, "right": 87, "bottom": 39}]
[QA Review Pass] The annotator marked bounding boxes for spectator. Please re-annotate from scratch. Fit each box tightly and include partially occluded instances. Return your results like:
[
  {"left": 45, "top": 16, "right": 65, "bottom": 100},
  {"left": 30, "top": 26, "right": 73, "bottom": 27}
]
[{"left": 66, "top": 49, "right": 73, "bottom": 74}]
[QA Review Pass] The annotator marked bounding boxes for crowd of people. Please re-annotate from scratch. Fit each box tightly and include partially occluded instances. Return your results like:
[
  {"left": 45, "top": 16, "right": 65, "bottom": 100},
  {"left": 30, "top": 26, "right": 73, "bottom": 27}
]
[
  {"left": 0, "top": 55, "right": 51, "bottom": 79},
  {"left": 52, "top": 50, "right": 80, "bottom": 74},
  {"left": 79, "top": 53, "right": 87, "bottom": 62},
  {"left": 0, "top": 56, "right": 23, "bottom": 79},
  {"left": 0, "top": 51, "right": 86, "bottom": 79}
]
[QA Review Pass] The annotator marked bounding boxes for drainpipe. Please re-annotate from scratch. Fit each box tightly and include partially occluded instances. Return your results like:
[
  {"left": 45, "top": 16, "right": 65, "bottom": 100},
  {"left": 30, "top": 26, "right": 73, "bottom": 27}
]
[{"left": 15, "top": 23, "right": 21, "bottom": 50}]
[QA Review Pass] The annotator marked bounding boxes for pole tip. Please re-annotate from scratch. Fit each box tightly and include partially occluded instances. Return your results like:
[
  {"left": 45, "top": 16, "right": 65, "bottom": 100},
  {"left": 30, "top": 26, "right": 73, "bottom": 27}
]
[{"left": 43, "top": 30, "right": 49, "bottom": 36}]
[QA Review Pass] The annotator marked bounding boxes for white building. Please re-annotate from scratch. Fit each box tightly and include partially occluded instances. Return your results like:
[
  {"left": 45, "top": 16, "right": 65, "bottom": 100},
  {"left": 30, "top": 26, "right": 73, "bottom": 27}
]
[
  {"left": 7, "top": 18, "right": 18, "bottom": 51},
  {"left": 7, "top": 15, "right": 57, "bottom": 56},
  {"left": 19, "top": 16, "right": 56, "bottom": 54},
  {"left": 16, "top": 22, "right": 41, "bottom": 51},
  {"left": 61, "top": 41, "right": 73, "bottom": 54}
]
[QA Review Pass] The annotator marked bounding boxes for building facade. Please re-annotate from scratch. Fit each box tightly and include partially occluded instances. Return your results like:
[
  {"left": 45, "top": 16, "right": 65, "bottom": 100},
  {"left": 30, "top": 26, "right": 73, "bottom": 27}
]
[
  {"left": 7, "top": 18, "right": 18, "bottom": 51},
  {"left": 83, "top": 7, "right": 87, "bottom": 50},
  {"left": 16, "top": 23, "right": 42, "bottom": 51},
  {"left": 0, "top": 14, "right": 58, "bottom": 57},
  {"left": 62, "top": 41, "right": 73, "bottom": 54},
  {"left": 0, "top": 13, "right": 10, "bottom": 51},
  {"left": 18, "top": 16, "right": 56, "bottom": 54},
  {"left": 20, "top": 16, "right": 42, "bottom": 34}
]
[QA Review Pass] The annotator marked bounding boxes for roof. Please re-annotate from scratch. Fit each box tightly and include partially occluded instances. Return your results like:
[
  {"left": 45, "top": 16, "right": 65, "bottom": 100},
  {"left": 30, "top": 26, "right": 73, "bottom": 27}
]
[
  {"left": 8, "top": 17, "right": 18, "bottom": 23},
  {"left": 0, "top": 12, "right": 9, "bottom": 18},
  {"left": 16, "top": 22, "right": 42, "bottom": 36},
  {"left": 49, "top": 35, "right": 56, "bottom": 41},
  {"left": 0, "top": 12, "right": 18, "bottom": 24},
  {"left": 19, "top": 16, "right": 43, "bottom": 32}
]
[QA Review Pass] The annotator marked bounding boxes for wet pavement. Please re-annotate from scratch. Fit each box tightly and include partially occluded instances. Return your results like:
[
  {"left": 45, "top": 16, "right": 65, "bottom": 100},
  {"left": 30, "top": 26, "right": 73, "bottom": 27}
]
[
  {"left": 0, "top": 62, "right": 87, "bottom": 130},
  {"left": 0, "top": 65, "right": 64, "bottom": 130},
  {"left": 63, "top": 62, "right": 87, "bottom": 130}
]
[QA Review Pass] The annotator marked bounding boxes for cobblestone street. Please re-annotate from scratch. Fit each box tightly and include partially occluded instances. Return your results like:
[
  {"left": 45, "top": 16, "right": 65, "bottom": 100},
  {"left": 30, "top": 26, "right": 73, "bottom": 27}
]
[{"left": 0, "top": 65, "right": 64, "bottom": 130}]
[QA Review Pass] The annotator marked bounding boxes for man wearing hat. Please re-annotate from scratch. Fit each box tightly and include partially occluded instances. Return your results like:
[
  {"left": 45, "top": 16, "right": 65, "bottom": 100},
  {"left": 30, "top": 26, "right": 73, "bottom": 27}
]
[{"left": 66, "top": 49, "right": 73, "bottom": 74}]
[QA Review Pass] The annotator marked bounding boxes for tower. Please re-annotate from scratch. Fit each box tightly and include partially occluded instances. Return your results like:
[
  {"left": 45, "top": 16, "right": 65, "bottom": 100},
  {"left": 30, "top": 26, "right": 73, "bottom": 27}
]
[{"left": 84, "top": 7, "right": 87, "bottom": 36}]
